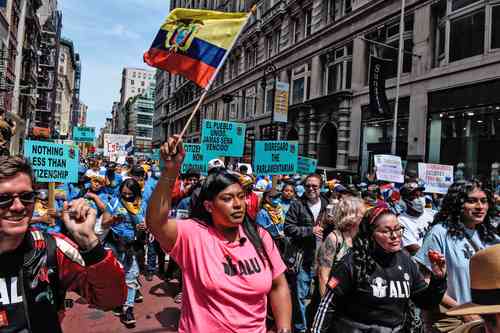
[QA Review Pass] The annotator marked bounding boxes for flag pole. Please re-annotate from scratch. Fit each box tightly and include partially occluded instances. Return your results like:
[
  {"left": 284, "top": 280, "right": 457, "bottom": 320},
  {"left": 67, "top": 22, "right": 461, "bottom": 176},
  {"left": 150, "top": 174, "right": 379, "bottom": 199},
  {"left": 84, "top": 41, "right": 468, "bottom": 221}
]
[
  {"left": 391, "top": 0, "right": 405, "bottom": 155},
  {"left": 177, "top": 7, "right": 256, "bottom": 141}
]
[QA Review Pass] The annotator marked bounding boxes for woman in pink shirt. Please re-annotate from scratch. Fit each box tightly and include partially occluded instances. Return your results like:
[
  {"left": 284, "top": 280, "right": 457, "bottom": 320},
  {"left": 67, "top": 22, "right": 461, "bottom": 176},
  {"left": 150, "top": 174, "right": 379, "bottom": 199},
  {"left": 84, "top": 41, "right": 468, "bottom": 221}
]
[{"left": 146, "top": 135, "right": 292, "bottom": 333}]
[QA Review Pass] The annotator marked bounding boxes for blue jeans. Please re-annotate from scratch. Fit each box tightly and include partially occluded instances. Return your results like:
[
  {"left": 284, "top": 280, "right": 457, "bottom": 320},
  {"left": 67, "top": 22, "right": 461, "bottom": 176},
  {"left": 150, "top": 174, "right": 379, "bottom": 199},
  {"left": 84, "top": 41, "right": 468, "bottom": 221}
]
[
  {"left": 146, "top": 238, "right": 165, "bottom": 274},
  {"left": 109, "top": 243, "right": 139, "bottom": 308},
  {"left": 292, "top": 266, "right": 315, "bottom": 332}
]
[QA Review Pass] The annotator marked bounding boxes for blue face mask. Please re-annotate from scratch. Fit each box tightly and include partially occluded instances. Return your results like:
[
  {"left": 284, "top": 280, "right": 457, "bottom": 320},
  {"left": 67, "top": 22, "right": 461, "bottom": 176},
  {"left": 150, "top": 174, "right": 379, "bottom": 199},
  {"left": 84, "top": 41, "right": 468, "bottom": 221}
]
[{"left": 271, "top": 198, "right": 281, "bottom": 206}]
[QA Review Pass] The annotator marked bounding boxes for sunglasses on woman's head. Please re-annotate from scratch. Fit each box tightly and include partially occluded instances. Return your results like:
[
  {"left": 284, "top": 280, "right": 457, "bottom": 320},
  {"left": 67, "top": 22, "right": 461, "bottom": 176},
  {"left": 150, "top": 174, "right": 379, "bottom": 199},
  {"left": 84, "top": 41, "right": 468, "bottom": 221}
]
[{"left": 0, "top": 191, "right": 36, "bottom": 209}]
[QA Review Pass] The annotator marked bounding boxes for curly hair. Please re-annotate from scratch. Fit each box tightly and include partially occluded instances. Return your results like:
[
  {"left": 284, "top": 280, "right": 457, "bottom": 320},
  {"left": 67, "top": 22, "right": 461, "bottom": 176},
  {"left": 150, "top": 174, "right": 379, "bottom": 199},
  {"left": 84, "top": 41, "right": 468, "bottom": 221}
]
[
  {"left": 326, "top": 196, "right": 366, "bottom": 231},
  {"left": 430, "top": 179, "right": 498, "bottom": 243},
  {"left": 351, "top": 207, "right": 395, "bottom": 283}
]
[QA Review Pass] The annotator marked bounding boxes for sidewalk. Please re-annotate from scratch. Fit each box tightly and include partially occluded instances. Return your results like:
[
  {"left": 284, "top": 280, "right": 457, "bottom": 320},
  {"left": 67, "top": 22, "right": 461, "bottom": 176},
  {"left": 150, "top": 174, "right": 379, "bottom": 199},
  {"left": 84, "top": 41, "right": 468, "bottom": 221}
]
[{"left": 62, "top": 275, "right": 181, "bottom": 333}]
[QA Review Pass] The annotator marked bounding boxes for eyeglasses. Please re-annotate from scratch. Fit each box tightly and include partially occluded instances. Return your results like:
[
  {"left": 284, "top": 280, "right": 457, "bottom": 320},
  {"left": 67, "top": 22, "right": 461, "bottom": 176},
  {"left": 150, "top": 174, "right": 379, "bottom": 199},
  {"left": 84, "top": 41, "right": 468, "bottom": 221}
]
[
  {"left": 0, "top": 191, "right": 36, "bottom": 209},
  {"left": 375, "top": 226, "right": 405, "bottom": 238},
  {"left": 305, "top": 184, "right": 320, "bottom": 190}
]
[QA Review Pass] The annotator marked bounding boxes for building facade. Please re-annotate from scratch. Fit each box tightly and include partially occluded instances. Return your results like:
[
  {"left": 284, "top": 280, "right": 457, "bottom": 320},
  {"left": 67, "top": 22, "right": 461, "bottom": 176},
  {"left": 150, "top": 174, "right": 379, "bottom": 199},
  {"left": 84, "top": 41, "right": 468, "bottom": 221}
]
[
  {"left": 127, "top": 84, "right": 155, "bottom": 156},
  {"left": 54, "top": 37, "right": 76, "bottom": 139},
  {"left": 154, "top": 0, "right": 500, "bottom": 180},
  {"left": 78, "top": 101, "right": 87, "bottom": 126}
]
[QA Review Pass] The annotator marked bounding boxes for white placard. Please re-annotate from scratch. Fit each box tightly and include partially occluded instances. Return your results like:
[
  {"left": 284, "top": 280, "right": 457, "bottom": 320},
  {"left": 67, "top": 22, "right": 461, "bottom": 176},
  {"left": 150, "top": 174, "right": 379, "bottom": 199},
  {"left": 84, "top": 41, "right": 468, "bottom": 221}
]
[
  {"left": 374, "top": 154, "right": 404, "bottom": 183},
  {"left": 103, "top": 134, "right": 134, "bottom": 162},
  {"left": 418, "top": 163, "right": 454, "bottom": 194}
]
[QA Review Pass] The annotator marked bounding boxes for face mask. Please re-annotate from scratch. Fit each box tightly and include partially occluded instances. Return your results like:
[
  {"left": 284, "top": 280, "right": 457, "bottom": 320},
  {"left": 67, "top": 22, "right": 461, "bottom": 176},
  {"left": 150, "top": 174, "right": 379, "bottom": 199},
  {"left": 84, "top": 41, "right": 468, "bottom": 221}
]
[
  {"left": 271, "top": 198, "right": 281, "bottom": 206},
  {"left": 406, "top": 197, "right": 424, "bottom": 216},
  {"left": 122, "top": 194, "right": 136, "bottom": 202}
]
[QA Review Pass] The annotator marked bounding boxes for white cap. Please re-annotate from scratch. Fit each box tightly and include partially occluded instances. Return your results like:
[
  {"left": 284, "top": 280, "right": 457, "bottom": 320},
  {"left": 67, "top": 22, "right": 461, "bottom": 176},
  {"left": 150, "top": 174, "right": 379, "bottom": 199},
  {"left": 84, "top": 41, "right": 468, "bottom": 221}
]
[{"left": 208, "top": 158, "right": 225, "bottom": 171}]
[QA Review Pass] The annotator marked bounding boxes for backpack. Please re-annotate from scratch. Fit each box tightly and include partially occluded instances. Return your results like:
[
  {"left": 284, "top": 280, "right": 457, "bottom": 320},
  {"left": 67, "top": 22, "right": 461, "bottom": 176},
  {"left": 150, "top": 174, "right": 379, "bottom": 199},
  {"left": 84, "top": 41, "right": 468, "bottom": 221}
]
[{"left": 43, "top": 232, "right": 70, "bottom": 311}]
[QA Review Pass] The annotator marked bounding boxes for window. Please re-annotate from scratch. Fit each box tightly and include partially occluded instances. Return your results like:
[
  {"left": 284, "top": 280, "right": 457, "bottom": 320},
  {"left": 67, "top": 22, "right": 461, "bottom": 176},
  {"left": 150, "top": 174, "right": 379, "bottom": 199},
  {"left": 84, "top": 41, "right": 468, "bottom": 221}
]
[
  {"left": 245, "top": 45, "right": 257, "bottom": 70},
  {"left": 131, "top": 80, "right": 135, "bottom": 85},
  {"left": 266, "top": 34, "right": 273, "bottom": 58},
  {"left": 291, "top": 64, "right": 311, "bottom": 105},
  {"left": 449, "top": 10, "right": 484, "bottom": 62},
  {"left": 333, "top": 0, "right": 352, "bottom": 20},
  {"left": 265, "top": 81, "right": 275, "bottom": 114},
  {"left": 141, "top": 81, "right": 145, "bottom": 86},
  {"left": 304, "top": 8, "right": 313, "bottom": 37},
  {"left": 491, "top": 6, "right": 500, "bottom": 49},
  {"left": 244, "top": 86, "right": 256, "bottom": 119},
  {"left": 273, "top": 29, "right": 281, "bottom": 55},
  {"left": 292, "top": 17, "right": 301, "bottom": 43},
  {"left": 324, "top": 43, "right": 353, "bottom": 94},
  {"left": 452, "top": 0, "right": 480, "bottom": 12}
]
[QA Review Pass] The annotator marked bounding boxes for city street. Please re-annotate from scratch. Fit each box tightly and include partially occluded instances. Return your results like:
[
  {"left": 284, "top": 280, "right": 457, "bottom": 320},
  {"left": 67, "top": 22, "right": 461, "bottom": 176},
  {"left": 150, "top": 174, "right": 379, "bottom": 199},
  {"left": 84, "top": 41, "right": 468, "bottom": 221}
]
[{"left": 62, "top": 276, "right": 181, "bottom": 333}]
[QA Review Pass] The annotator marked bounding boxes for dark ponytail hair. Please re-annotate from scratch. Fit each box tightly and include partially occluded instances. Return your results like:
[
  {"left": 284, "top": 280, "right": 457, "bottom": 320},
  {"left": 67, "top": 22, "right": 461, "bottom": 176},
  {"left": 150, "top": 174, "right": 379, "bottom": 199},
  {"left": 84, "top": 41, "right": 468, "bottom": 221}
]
[
  {"left": 191, "top": 169, "right": 271, "bottom": 266},
  {"left": 352, "top": 207, "right": 395, "bottom": 283}
]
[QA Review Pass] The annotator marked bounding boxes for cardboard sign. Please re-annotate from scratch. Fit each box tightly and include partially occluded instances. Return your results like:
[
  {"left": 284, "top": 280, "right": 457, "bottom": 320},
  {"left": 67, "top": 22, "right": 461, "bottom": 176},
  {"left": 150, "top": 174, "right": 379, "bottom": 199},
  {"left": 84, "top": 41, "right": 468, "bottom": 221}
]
[
  {"left": 374, "top": 154, "right": 404, "bottom": 183},
  {"left": 72, "top": 127, "right": 95, "bottom": 143},
  {"left": 201, "top": 120, "right": 246, "bottom": 157},
  {"left": 297, "top": 156, "right": 318, "bottom": 175},
  {"left": 418, "top": 163, "right": 454, "bottom": 194},
  {"left": 273, "top": 81, "right": 289, "bottom": 123},
  {"left": 253, "top": 141, "right": 298, "bottom": 175},
  {"left": 103, "top": 134, "right": 134, "bottom": 162},
  {"left": 24, "top": 140, "right": 79, "bottom": 183},
  {"left": 181, "top": 143, "right": 217, "bottom": 175}
]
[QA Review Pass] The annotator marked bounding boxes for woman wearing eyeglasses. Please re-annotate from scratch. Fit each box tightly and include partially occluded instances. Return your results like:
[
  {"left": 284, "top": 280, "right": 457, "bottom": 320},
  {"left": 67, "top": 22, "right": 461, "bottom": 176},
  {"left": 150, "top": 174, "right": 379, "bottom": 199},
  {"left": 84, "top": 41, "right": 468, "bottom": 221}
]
[
  {"left": 311, "top": 207, "right": 447, "bottom": 333},
  {"left": 146, "top": 136, "right": 292, "bottom": 333}
]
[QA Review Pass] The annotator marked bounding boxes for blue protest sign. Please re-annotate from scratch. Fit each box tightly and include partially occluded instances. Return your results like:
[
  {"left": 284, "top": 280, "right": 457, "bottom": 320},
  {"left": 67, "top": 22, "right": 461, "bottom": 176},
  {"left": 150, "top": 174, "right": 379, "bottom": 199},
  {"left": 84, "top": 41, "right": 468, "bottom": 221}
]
[
  {"left": 201, "top": 120, "right": 246, "bottom": 157},
  {"left": 24, "top": 140, "right": 79, "bottom": 183},
  {"left": 72, "top": 127, "right": 95, "bottom": 143},
  {"left": 253, "top": 141, "right": 298, "bottom": 175},
  {"left": 151, "top": 148, "right": 161, "bottom": 161},
  {"left": 182, "top": 143, "right": 217, "bottom": 175},
  {"left": 297, "top": 156, "right": 318, "bottom": 175}
]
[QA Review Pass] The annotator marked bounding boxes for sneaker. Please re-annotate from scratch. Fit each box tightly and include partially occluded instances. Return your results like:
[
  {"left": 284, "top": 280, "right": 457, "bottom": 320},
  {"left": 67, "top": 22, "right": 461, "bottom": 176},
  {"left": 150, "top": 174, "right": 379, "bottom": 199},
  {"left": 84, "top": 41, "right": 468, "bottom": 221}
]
[
  {"left": 112, "top": 306, "right": 122, "bottom": 317},
  {"left": 145, "top": 272, "right": 154, "bottom": 282},
  {"left": 134, "top": 290, "right": 144, "bottom": 303},
  {"left": 120, "top": 307, "right": 136, "bottom": 326},
  {"left": 174, "top": 291, "right": 182, "bottom": 304}
]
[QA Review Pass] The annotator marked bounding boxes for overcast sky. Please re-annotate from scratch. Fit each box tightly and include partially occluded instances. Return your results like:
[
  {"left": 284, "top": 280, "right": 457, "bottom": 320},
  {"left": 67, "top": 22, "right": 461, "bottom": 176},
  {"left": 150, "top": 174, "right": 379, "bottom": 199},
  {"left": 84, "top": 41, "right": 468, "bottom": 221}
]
[{"left": 60, "top": 0, "right": 170, "bottom": 130}]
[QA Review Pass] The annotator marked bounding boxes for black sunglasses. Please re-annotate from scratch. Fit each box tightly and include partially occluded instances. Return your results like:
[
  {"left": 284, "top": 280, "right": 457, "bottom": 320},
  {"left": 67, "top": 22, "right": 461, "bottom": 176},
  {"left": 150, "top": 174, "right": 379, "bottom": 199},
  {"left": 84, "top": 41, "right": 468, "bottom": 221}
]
[{"left": 0, "top": 191, "right": 36, "bottom": 209}]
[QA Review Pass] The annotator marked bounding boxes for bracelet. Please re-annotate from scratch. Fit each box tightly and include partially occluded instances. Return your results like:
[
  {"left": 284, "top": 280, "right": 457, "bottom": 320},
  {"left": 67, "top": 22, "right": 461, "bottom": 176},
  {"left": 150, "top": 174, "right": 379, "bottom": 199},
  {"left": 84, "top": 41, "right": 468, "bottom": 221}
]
[{"left": 277, "top": 329, "right": 292, "bottom": 333}]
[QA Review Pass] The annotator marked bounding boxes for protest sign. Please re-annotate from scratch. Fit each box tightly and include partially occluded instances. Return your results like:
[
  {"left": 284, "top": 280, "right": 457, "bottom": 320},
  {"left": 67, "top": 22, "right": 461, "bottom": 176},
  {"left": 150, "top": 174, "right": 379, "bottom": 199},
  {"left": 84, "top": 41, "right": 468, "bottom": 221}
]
[
  {"left": 24, "top": 140, "right": 79, "bottom": 183},
  {"left": 201, "top": 120, "right": 246, "bottom": 157},
  {"left": 297, "top": 156, "right": 318, "bottom": 175},
  {"left": 181, "top": 143, "right": 217, "bottom": 175},
  {"left": 374, "top": 154, "right": 404, "bottom": 183},
  {"left": 104, "top": 134, "right": 134, "bottom": 162},
  {"left": 418, "top": 163, "right": 454, "bottom": 194},
  {"left": 72, "top": 127, "right": 95, "bottom": 143},
  {"left": 253, "top": 141, "right": 298, "bottom": 175},
  {"left": 151, "top": 148, "right": 161, "bottom": 162}
]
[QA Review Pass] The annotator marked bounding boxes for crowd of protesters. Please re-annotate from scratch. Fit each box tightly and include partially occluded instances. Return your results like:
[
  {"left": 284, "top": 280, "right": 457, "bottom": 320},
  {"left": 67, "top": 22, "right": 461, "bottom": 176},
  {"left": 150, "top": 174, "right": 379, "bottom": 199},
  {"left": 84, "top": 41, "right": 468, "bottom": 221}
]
[{"left": 1, "top": 134, "right": 500, "bottom": 332}]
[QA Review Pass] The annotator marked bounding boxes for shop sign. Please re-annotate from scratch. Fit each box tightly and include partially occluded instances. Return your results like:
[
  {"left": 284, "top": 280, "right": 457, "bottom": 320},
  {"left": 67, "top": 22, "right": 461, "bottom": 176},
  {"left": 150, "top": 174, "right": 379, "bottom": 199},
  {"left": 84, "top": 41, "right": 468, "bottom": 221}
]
[
  {"left": 418, "top": 163, "right": 454, "bottom": 194},
  {"left": 253, "top": 141, "right": 298, "bottom": 175},
  {"left": 374, "top": 154, "right": 404, "bottom": 183},
  {"left": 201, "top": 120, "right": 246, "bottom": 157},
  {"left": 297, "top": 156, "right": 318, "bottom": 175},
  {"left": 273, "top": 81, "right": 289, "bottom": 123},
  {"left": 24, "top": 140, "right": 79, "bottom": 183}
]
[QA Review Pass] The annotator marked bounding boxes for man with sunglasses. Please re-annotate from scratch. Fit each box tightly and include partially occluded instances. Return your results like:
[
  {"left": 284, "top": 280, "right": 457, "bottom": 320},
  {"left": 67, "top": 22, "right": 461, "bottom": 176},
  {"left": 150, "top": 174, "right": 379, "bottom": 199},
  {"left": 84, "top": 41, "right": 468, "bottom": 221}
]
[
  {"left": 0, "top": 156, "right": 126, "bottom": 332},
  {"left": 285, "top": 173, "right": 329, "bottom": 333}
]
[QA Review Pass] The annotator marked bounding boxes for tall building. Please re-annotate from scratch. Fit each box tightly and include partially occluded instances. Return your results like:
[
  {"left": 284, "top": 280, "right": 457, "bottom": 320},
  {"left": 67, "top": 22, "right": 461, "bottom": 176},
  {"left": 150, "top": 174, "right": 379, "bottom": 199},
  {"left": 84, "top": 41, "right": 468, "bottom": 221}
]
[
  {"left": 70, "top": 52, "right": 81, "bottom": 128},
  {"left": 78, "top": 101, "right": 87, "bottom": 126},
  {"left": 54, "top": 37, "right": 76, "bottom": 139},
  {"left": 127, "top": 83, "right": 155, "bottom": 156},
  {"left": 115, "top": 67, "right": 155, "bottom": 134},
  {"left": 154, "top": 0, "right": 500, "bottom": 180},
  {"left": 110, "top": 101, "right": 119, "bottom": 133}
]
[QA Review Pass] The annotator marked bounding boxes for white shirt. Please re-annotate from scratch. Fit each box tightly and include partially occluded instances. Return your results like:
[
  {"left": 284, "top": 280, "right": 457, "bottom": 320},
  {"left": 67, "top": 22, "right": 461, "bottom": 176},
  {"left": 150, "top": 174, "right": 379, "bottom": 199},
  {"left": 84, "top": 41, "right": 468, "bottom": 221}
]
[
  {"left": 308, "top": 199, "right": 322, "bottom": 223},
  {"left": 399, "top": 209, "right": 435, "bottom": 248}
]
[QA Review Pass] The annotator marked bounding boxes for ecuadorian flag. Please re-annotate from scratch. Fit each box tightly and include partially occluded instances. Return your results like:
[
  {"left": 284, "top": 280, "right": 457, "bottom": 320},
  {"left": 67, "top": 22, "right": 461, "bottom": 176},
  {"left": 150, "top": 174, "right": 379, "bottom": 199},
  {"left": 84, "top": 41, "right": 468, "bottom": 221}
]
[{"left": 144, "top": 8, "right": 249, "bottom": 88}]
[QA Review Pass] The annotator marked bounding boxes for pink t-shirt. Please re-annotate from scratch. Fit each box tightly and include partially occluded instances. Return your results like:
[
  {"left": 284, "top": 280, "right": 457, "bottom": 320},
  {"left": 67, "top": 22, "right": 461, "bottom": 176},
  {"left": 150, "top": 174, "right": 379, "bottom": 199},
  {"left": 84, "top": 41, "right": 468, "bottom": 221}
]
[{"left": 169, "top": 219, "right": 287, "bottom": 333}]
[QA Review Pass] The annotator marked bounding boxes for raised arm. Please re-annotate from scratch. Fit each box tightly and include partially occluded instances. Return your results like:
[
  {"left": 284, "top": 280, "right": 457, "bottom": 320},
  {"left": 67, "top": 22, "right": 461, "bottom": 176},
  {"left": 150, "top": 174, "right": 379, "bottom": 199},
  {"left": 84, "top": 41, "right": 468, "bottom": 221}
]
[{"left": 146, "top": 135, "right": 185, "bottom": 252}]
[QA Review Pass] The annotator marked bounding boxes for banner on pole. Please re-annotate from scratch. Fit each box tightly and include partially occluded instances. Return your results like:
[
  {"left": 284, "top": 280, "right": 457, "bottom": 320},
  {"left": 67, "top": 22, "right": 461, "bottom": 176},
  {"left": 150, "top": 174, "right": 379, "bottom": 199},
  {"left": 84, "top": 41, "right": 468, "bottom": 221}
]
[
  {"left": 418, "top": 163, "right": 454, "bottom": 194},
  {"left": 103, "top": 134, "right": 134, "bottom": 162},
  {"left": 181, "top": 143, "right": 218, "bottom": 175},
  {"left": 297, "top": 156, "right": 318, "bottom": 175},
  {"left": 72, "top": 127, "right": 95, "bottom": 143},
  {"left": 253, "top": 141, "right": 298, "bottom": 176},
  {"left": 273, "top": 81, "right": 289, "bottom": 123},
  {"left": 201, "top": 120, "right": 246, "bottom": 157},
  {"left": 374, "top": 154, "right": 404, "bottom": 183},
  {"left": 24, "top": 140, "right": 79, "bottom": 183},
  {"left": 369, "top": 56, "right": 391, "bottom": 116}
]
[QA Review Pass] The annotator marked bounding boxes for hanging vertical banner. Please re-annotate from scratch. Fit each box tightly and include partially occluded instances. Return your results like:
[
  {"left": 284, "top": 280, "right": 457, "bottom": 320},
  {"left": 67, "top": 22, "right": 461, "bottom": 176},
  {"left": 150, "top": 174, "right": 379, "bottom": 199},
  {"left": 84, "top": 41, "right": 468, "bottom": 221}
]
[
  {"left": 201, "top": 120, "right": 246, "bottom": 157},
  {"left": 24, "top": 140, "right": 79, "bottom": 183},
  {"left": 297, "top": 156, "right": 318, "bottom": 175},
  {"left": 273, "top": 81, "right": 290, "bottom": 123},
  {"left": 374, "top": 154, "right": 404, "bottom": 183},
  {"left": 369, "top": 55, "right": 391, "bottom": 116},
  {"left": 418, "top": 163, "right": 454, "bottom": 194},
  {"left": 253, "top": 141, "right": 298, "bottom": 175}
]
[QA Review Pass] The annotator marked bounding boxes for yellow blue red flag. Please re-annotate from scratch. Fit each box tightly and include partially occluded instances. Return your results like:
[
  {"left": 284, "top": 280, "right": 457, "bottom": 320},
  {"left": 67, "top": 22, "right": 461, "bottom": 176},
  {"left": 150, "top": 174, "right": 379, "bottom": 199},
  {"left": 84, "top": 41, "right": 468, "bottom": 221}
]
[{"left": 144, "top": 8, "right": 249, "bottom": 88}]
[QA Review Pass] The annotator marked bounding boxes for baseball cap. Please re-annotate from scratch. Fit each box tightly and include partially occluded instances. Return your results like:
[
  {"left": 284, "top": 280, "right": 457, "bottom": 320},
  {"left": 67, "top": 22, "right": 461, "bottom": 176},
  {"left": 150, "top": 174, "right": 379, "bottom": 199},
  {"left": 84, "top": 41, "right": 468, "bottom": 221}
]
[
  {"left": 400, "top": 181, "right": 426, "bottom": 199},
  {"left": 208, "top": 159, "right": 225, "bottom": 171}
]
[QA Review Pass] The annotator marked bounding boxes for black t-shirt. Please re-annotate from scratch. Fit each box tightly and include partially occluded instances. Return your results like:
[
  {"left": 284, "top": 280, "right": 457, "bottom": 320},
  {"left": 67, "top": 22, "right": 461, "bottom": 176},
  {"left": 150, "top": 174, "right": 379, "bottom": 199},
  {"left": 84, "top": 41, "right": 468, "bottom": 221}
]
[{"left": 329, "top": 250, "right": 427, "bottom": 328}]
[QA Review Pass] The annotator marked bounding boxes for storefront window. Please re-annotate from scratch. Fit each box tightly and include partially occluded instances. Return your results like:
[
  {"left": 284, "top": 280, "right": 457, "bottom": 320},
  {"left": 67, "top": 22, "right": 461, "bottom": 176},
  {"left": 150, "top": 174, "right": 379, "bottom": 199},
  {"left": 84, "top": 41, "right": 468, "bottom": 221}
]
[
  {"left": 427, "top": 107, "right": 500, "bottom": 179},
  {"left": 360, "top": 98, "right": 410, "bottom": 177}
]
